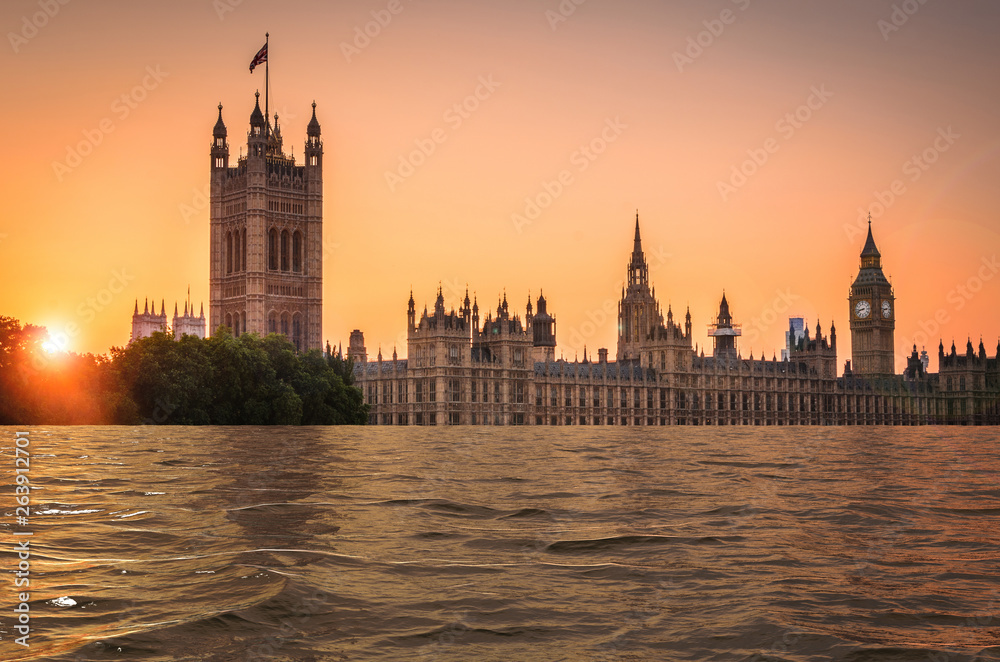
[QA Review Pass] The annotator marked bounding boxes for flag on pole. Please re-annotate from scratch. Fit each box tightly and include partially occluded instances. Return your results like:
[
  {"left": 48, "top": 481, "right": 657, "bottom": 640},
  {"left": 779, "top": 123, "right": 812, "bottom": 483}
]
[{"left": 249, "top": 42, "right": 267, "bottom": 73}]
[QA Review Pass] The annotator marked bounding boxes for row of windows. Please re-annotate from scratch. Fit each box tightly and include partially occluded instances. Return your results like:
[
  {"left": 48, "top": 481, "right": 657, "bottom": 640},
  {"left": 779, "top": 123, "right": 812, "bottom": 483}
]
[
  {"left": 224, "top": 201, "right": 246, "bottom": 216},
  {"left": 268, "top": 200, "right": 304, "bottom": 214},
  {"left": 268, "top": 228, "right": 304, "bottom": 273}
]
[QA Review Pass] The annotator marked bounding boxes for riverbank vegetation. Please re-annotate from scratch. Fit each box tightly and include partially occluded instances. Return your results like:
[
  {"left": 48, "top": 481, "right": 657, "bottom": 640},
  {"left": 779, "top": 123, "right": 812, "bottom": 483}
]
[{"left": 0, "top": 316, "right": 367, "bottom": 425}]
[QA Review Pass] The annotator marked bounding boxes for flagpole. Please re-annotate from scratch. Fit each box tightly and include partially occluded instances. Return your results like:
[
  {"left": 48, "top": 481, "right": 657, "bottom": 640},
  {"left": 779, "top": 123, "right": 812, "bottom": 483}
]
[{"left": 264, "top": 32, "right": 269, "bottom": 139}]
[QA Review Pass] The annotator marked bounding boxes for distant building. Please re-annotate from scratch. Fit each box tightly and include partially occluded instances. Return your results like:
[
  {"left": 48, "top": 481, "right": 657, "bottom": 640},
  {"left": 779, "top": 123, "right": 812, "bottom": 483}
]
[
  {"left": 131, "top": 299, "right": 167, "bottom": 342},
  {"left": 172, "top": 290, "right": 207, "bottom": 340},
  {"left": 130, "top": 292, "right": 206, "bottom": 343},
  {"left": 350, "top": 215, "right": 1000, "bottom": 426},
  {"left": 782, "top": 317, "right": 805, "bottom": 361}
]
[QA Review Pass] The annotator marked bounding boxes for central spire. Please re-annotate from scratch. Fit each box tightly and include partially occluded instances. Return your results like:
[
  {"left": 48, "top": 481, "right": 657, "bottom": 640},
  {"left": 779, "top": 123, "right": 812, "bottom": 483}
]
[
  {"left": 627, "top": 212, "right": 649, "bottom": 289},
  {"left": 633, "top": 211, "right": 642, "bottom": 255}
]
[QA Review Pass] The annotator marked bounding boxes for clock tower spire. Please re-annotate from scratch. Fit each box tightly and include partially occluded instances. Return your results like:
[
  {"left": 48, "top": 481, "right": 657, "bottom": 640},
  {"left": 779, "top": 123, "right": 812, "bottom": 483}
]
[{"left": 849, "top": 214, "right": 895, "bottom": 376}]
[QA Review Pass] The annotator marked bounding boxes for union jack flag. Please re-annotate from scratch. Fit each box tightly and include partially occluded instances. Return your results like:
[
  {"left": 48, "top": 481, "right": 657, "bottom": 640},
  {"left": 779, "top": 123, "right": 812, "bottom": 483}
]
[{"left": 249, "top": 43, "right": 267, "bottom": 73}]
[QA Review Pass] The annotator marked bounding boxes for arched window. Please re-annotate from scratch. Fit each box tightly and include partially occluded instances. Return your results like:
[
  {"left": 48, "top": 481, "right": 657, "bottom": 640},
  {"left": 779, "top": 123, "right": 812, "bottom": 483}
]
[
  {"left": 292, "top": 314, "right": 302, "bottom": 352},
  {"left": 241, "top": 311, "right": 247, "bottom": 337},
  {"left": 280, "top": 312, "right": 290, "bottom": 336},
  {"left": 292, "top": 231, "right": 302, "bottom": 273},
  {"left": 226, "top": 232, "right": 233, "bottom": 274},
  {"left": 280, "top": 230, "right": 290, "bottom": 271},
  {"left": 268, "top": 229, "right": 279, "bottom": 271},
  {"left": 268, "top": 311, "right": 278, "bottom": 334},
  {"left": 225, "top": 313, "right": 232, "bottom": 332},
  {"left": 241, "top": 229, "right": 247, "bottom": 272}
]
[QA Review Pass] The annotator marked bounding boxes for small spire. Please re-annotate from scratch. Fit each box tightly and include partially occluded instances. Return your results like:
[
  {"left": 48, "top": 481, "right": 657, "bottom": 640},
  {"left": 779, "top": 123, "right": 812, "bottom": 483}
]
[
  {"left": 213, "top": 103, "right": 227, "bottom": 137},
  {"left": 307, "top": 100, "right": 321, "bottom": 136}
]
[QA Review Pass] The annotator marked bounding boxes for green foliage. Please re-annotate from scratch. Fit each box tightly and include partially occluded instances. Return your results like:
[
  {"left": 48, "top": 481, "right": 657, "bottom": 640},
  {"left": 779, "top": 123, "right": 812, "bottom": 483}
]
[{"left": 0, "top": 316, "right": 368, "bottom": 425}]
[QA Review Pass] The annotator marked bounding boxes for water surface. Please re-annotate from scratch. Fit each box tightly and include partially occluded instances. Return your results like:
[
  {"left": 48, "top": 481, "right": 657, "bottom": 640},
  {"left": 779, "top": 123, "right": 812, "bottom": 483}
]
[{"left": 1, "top": 426, "right": 998, "bottom": 661}]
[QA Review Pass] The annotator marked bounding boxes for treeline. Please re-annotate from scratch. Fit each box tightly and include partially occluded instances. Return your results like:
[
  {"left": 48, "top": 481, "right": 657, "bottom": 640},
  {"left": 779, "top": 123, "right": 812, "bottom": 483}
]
[{"left": 0, "top": 316, "right": 368, "bottom": 425}]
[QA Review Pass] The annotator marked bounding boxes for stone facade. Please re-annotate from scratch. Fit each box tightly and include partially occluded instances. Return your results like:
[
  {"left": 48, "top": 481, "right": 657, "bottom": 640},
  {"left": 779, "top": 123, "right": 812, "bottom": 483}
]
[
  {"left": 209, "top": 94, "right": 323, "bottom": 351},
  {"left": 351, "top": 216, "right": 1000, "bottom": 426},
  {"left": 130, "top": 294, "right": 206, "bottom": 343}
]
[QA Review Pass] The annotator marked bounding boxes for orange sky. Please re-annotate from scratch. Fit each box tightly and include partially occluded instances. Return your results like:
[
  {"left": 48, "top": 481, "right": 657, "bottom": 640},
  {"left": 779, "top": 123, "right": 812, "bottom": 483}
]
[{"left": 2, "top": 0, "right": 999, "bottom": 373}]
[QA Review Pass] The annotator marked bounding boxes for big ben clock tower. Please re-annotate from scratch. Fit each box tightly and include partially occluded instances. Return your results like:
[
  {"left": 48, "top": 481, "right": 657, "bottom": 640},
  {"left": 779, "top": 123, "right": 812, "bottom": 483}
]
[{"left": 849, "top": 216, "right": 895, "bottom": 376}]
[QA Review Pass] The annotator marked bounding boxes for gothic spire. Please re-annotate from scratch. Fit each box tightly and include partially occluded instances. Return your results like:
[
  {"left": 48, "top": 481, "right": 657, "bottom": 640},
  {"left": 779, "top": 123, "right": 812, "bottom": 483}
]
[
  {"left": 213, "top": 103, "right": 227, "bottom": 138},
  {"left": 307, "top": 101, "right": 321, "bottom": 136},
  {"left": 633, "top": 211, "right": 642, "bottom": 255},
  {"left": 861, "top": 212, "right": 881, "bottom": 260}
]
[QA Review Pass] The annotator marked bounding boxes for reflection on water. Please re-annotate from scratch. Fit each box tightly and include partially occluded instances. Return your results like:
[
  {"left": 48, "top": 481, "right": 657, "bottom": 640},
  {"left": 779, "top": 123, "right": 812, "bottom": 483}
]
[{"left": 1, "top": 426, "right": 999, "bottom": 661}]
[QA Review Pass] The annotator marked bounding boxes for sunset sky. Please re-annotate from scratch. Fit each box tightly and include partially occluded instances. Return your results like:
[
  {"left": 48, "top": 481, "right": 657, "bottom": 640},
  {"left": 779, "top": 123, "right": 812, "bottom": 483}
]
[{"left": 2, "top": 0, "right": 999, "bottom": 372}]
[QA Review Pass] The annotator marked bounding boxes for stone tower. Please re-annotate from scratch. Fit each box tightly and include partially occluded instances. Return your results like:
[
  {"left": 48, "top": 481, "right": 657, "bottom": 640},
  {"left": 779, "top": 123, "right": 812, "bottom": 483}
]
[
  {"left": 708, "top": 292, "right": 741, "bottom": 360},
  {"left": 617, "top": 214, "right": 658, "bottom": 364},
  {"left": 849, "top": 218, "right": 895, "bottom": 376},
  {"left": 209, "top": 94, "right": 323, "bottom": 351},
  {"left": 531, "top": 291, "right": 556, "bottom": 363},
  {"left": 130, "top": 298, "right": 167, "bottom": 343}
]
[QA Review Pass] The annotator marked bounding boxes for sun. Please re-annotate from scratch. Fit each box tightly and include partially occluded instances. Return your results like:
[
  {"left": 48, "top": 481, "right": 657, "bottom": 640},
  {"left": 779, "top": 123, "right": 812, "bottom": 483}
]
[{"left": 42, "top": 330, "right": 71, "bottom": 354}]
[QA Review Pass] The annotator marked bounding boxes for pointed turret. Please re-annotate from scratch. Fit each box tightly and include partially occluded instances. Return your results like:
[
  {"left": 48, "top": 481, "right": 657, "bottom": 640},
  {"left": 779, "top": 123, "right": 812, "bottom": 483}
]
[
  {"left": 307, "top": 101, "right": 321, "bottom": 137},
  {"left": 213, "top": 103, "right": 227, "bottom": 139},
  {"left": 249, "top": 91, "right": 265, "bottom": 130},
  {"left": 861, "top": 215, "right": 881, "bottom": 261},
  {"left": 305, "top": 101, "right": 323, "bottom": 171}
]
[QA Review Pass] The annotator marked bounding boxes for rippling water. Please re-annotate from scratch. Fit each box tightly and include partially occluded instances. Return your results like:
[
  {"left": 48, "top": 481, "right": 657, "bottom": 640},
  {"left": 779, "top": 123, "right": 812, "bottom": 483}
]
[{"left": 1, "top": 426, "right": 999, "bottom": 661}]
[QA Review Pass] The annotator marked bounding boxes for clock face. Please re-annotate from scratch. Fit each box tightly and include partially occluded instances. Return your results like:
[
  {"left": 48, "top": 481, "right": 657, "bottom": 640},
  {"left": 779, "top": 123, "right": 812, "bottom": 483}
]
[
  {"left": 855, "top": 300, "right": 871, "bottom": 319},
  {"left": 882, "top": 300, "right": 892, "bottom": 318}
]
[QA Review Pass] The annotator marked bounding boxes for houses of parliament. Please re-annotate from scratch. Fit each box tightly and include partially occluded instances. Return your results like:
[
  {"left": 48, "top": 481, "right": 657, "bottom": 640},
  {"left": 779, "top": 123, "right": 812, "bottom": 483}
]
[
  {"left": 349, "top": 216, "right": 1000, "bottom": 426},
  {"left": 132, "top": 92, "right": 999, "bottom": 425}
]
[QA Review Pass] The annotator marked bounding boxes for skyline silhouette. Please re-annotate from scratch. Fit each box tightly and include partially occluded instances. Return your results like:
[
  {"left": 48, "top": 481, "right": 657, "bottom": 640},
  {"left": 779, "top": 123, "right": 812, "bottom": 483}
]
[{"left": 2, "top": 1, "right": 999, "bottom": 373}]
